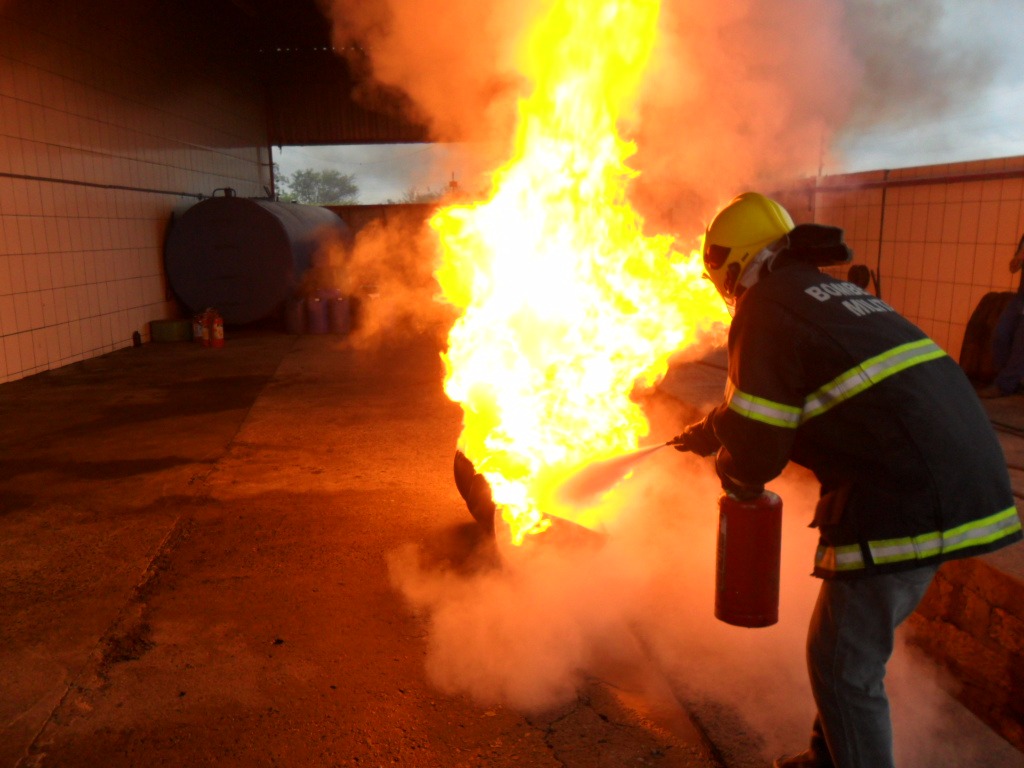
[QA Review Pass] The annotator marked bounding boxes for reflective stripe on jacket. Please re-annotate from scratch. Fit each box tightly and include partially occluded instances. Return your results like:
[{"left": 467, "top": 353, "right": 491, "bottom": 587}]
[{"left": 815, "top": 506, "right": 1021, "bottom": 574}]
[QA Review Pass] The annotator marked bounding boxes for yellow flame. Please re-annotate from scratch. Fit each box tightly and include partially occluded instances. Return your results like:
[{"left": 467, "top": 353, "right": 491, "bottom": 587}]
[{"left": 432, "top": 0, "right": 728, "bottom": 544}]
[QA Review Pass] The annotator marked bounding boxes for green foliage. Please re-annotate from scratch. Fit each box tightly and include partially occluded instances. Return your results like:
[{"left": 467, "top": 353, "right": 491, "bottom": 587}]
[{"left": 277, "top": 167, "right": 359, "bottom": 205}]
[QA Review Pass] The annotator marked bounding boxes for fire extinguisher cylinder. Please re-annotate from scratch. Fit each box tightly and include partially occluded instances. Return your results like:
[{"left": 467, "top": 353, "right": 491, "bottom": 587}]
[{"left": 715, "top": 490, "right": 783, "bottom": 628}]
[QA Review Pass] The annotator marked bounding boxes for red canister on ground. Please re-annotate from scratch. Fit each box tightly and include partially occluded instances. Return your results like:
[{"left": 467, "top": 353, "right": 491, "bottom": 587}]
[
  {"left": 210, "top": 310, "right": 225, "bottom": 348},
  {"left": 199, "top": 310, "right": 211, "bottom": 347},
  {"left": 715, "top": 490, "right": 783, "bottom": 628}
]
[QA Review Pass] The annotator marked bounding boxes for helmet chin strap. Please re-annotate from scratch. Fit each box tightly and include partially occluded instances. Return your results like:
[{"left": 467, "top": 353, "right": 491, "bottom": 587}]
[{"left": 736, "top": 236, "right": 789, "bottom": 296}]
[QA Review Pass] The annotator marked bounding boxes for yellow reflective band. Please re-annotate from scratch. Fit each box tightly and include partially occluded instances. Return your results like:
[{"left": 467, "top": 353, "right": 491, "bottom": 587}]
[
  {"left": 726, "top": 379, "right": 801, "bottom": 428},
  {"left": 814, "top": 507, "right": 1021, "bottom": 574},
  {"left": 815, "top": 542, "right": 864, "bottom": 572},
  {"left": 802, "top": 339, "right": 946, "bottom": 422},
  {"left": 869, "top": 507, "right": 1022, "bottom": 564},
  {"left": 726, "top": 339, "right": 946, "bottom": 431}
]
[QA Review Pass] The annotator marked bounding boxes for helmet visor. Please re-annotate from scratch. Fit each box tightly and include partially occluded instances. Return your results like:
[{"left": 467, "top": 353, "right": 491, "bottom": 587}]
[{"left": 704, "top": 243, "right": 731, "bottom": 271}]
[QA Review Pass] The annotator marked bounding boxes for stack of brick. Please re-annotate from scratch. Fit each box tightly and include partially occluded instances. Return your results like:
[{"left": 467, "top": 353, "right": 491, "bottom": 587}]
[{"left": 908, "top": 554, "right": 1024, "bottom": 752}]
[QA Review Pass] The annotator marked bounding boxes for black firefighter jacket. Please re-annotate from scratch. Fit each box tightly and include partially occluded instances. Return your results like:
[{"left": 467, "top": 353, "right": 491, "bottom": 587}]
[{"left": 707, "top": 237, "right": 1023, "bottom": 579}]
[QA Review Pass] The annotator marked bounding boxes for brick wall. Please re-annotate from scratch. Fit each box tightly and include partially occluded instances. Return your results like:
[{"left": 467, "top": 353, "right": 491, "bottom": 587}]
[{"left": 908, "top": 556, "right": 1024, "bottom": 751}]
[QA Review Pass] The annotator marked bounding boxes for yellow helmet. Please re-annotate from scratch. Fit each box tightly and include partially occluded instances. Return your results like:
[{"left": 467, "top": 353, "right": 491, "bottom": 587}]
[{"left": 703, "top": 192, "right": 795, "bottom": 301}]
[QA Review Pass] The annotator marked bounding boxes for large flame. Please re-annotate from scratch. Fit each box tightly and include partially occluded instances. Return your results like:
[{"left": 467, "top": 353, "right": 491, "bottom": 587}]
[{"left": 432, "top": 0, "right": 728, "bottom": 544}]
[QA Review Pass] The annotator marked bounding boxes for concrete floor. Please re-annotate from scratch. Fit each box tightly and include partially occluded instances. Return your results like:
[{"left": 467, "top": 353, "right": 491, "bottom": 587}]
[
  {"left": 0, "top": 331, "right": 719, "bottom": 768},
  {"left": 1, "top": 331, "right": 1022, "bottom": 767}
]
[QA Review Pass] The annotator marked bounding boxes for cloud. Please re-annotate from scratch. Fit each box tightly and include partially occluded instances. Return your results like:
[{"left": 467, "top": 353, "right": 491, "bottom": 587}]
[
  {"left": 838, "top": 0, "right": 998, "bottom": 131},
  {"left": 832, "top": 0, "right": 1024, "bottom": 171}
]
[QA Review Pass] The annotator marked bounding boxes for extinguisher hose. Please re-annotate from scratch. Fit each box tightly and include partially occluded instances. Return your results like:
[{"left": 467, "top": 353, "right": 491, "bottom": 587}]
[{"left": 557, "top": 442, "right": 670, "bottom": 505}]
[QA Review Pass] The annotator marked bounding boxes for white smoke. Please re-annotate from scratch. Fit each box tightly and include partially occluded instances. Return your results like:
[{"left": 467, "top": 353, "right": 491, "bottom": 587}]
[
  {"left": 316, "top": 206, "right": 458, "bottom": 349},
  {"left": 389, "top": 438, "right": 1013, "bottom": 765}
]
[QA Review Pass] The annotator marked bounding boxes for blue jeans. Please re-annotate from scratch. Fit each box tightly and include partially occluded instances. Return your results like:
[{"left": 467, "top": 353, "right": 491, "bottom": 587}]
[
  {"left": 805, "top": 564, "right": 939, "bottom": 768},
  {"left": 993, "top": 294, "right": 1024, "bottom": 394}
]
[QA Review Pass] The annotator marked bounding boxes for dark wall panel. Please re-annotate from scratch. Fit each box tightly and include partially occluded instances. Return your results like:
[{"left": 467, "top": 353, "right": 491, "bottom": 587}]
[{"left": 263, "top": 50, "right": 428, "bottom": 146}]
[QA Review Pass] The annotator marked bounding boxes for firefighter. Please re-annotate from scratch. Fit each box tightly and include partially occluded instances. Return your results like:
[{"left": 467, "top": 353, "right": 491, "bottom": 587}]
[{"left": 672, "top": 192, "right": 1023, "bottom": 768}]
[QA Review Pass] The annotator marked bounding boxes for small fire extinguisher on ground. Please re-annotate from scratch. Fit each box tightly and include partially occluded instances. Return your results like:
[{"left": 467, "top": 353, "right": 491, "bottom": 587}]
[
  {"left": 198, "top": 310, "right": 211, "bottom": 347},
  {"left": 715, "top": 490, "right": 783, "bottom": 628},
  {"left": 210, "top": 309, "right": 225, "bottom": 348}
]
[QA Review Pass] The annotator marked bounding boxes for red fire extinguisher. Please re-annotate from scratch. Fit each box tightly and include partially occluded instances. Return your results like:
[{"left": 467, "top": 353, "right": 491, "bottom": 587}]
[
  {"left": 199, "top": 310, "right": 212, "bottom": 347},
  {"left": 210, "top": 309, "right": 225, "bottom": 348},
  {"left": 715, "top": 490, "right": 783, "bottom": 628}
]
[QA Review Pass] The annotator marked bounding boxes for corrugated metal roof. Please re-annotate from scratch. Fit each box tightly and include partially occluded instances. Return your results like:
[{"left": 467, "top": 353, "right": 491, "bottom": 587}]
[
  {"left": 208, "top": 1, "right": 429, "bottom": 146},
  {"left": 223, "top": 0, "right": 334, "bottom": 50}
]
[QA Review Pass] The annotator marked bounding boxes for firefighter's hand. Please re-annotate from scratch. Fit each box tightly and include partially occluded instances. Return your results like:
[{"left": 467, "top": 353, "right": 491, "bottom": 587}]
[
  {"left": 715, "top": 452, "right": 764, "bottom": 501},
  {"left": 670, "top": 417, "right": 720, "bottom": 457}
]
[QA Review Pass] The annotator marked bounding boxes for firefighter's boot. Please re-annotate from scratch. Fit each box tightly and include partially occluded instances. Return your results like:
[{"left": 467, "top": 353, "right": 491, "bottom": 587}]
[
  {"left": 775, "top": 715, "right": 835, "bottom": 767},
  {"left": 772, "top": 749, "right": 834, "bottom": 768}
]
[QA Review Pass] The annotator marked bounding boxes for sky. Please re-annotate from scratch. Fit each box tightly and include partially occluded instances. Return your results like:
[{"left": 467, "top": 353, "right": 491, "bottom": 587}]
[
  {"left": 829, "top": 0, "right": 1024, "bottom": 174},
  {"left": 274, "top": 0, "right": 1024, "bottom": 206},
  {"left": 274, "top": 143, "right": 462, "bottom": 205}
]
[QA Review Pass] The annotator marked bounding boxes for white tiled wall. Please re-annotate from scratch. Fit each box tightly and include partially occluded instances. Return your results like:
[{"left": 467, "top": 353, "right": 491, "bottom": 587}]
[
  {"left": 779, "top": 157, "right": 1024, "bottom": 356},
  {"left": 0, "top": 3, "right": 271, "bottom": 383}
]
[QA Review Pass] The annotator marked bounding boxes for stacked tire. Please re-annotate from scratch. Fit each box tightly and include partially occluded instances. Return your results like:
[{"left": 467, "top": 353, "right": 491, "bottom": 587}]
[{"left": 959, "top": 291, "right": 1015, "bottom": 384}]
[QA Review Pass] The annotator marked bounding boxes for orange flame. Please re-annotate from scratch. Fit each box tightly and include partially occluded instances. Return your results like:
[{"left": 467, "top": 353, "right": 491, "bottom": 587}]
[{"left": 432, "top": 0, "right": 728, "bottom": 544}]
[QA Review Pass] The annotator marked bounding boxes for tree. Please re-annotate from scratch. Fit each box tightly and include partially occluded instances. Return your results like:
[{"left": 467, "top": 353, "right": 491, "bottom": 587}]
[
  {"left": 278, "top": 168, "right": 359, "bottom": 205},
  {"left": 397, "top": 186, "right": 446, "bottom": 204}
]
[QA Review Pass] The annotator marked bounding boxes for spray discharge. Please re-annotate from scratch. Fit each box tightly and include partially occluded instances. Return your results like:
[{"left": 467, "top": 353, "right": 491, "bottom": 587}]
[{"left": 557, "top": 442, "right": 670, "bottom": 506}]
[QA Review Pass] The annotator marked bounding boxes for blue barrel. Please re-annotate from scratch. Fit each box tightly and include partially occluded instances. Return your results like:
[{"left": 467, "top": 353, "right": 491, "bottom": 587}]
[
  {"left": 328, "top": 297, "right": 352, "bottom": 335},
  {"left": 305, "top": 296, "right": 329, "bottom": 334}
]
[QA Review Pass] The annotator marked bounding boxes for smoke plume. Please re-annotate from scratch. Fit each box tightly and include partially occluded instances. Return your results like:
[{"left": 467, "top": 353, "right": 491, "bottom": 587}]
[
  {"left": 321, "top": 0, "right": 860, "bottom": 234},
  {"left": 323, "top": 0, "right": 543, "bottom": 155},
  {"left": 315, "top": 208, "right": 457, "bottom": 348},
  {"left": 387, "top": 417, "right": 822, "bottom": 749},
  {"left": 628, "top": 0, "right": 858, "bottom": 233},
  {"left": 390, "top": 431, "right": 1005, "bottom": 765}
]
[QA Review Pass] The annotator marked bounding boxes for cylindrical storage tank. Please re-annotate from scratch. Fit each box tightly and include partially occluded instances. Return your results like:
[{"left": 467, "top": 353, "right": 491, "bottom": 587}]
[{"left": 165, "top": 192, "right": 349, "bottom": 325}]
